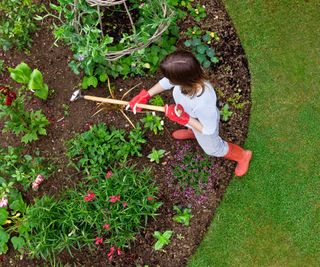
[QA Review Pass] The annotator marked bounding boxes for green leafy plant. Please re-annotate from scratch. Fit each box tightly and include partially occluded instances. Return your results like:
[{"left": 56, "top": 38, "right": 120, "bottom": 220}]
[
  {"left": 0, "top": 93, "right": 49, "bottom": 143},
  {"left": 9, "top": 62, "right": 49, "bottom": 100},
  {"left": 184, "top": 31, "right": 219, "bottom": 68},
  {"left": 149, "top": 95, "right": 165, "bottom": 107},
  {"left": 0, "top": 146, "right": 54, "bottom": 191},
  {"left": 0, "top": 190, "right": 27, "bottom": 255},
  {"left": 173, "top": 205, "right": 193, "bottom": 226},
  {"left": 147, "top": 148, "right": 166, "bottom": 164},
  {"left": 22, "top": 165, "right": 161, "bottom": 259},
  {"left": 140, "top": 112, "right": 164, "bottom": 134},
  {"left": 41, "top": 0, "right": 182, "bottom": 81},
  {"left": 227, "top": 92, "right": 250, "bottom": 110},
  {"left": 189, "top": 4, "right": 207, "bottom": 22},
  {"left": 153, "top": 230, "right": 173, "bottom": 250},
  {"left": 220, "top": 103, "right": 233, "bottom": 122},
  {"left": 66, "top": 123, "right": 146, "bottom": 177},
  {"left": 0, "top": 0, "right": 43, "bottom": 50}
]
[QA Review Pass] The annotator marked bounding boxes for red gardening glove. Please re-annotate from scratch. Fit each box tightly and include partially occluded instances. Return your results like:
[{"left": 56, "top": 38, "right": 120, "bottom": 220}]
[
  {"left": 165, "top": 104, "right": 190, "bottom": 125},
  {"left": 128, "top": 89, "right": 151, "bottom": 114}
]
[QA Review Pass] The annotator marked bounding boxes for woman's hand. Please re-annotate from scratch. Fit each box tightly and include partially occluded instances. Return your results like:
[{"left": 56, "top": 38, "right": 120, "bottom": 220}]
[
  {"left": 164, "top": 104, "right": 190, "bottom": 125},
  {"left": 127, "top": 89, "right": 151, "bottom": 114}
]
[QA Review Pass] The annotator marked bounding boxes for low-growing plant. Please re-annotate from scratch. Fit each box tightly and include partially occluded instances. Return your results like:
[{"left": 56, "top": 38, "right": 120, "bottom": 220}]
[
  {"left": 172, "top": 148, "right": 215, "bottom": 195},
  {"left": 0, "top": 91, "right": 49, "bottom": 144},
  {"left": 66, "top": 123, "right": 146, "bottom": 177},
  {"left": 189, "top": 4, "right": 207, "bottom": 22},
  {"left": 0, "top": 189, "right": 28, "bottom": 254},
  {"left": 9, "top": 62, "right": 49, "bottom": 100},
  {"left": 147, "top": 148, "right": 166, "bottom": 164},
  {"left": 22, "top": 165, "right": 161, "bottom": 259},
  {"left": 0, "top": 146, "right": 54, "bottom": 191},
  {"left": 0, "top": 0, "right": 43, "bottom": 51},
  {"left": 149, "top": 95, "right": 165, "bottom": 107},
  {"left": 173, "top": 205, "right": 193, "bottom": 226},
  {"left": 140, "top": 112, "right": 164, "bottom": 135},
  {"left": 220, "top": 103, "right": 233, "bottom": 122},
  {"left": 227, "top": 92, "right": 249, "bottom": 110},
  {"left": 153, "top": 230, "right": 173, "bottom": 250},
  {"left": 184, "top": 32, "right": 219, "bottom": 68}
]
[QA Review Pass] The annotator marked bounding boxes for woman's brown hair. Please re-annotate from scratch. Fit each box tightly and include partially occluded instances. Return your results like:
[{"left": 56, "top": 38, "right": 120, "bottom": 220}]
[{"left": 160, "top": 50, "right": 206, "bottom": 96}]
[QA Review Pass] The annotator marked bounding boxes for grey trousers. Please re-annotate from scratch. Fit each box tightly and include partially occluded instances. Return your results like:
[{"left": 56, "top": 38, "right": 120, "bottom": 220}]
[{"left": 191, "top": 117, "right": 229, "bottom": 157}]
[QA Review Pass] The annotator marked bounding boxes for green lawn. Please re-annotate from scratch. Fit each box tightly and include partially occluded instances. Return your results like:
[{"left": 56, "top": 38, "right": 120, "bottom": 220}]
[{"left": 188, "top": 1, "right": 320, "bottom": 266}]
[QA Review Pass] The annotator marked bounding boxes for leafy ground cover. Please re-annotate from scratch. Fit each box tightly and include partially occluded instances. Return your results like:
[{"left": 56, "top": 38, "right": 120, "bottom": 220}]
[
  {"left": 0, "top": 0, "right": 251, "bottom": 266},
  {"left": 188, "top": 0, "right": 320, "bottom": 266}
]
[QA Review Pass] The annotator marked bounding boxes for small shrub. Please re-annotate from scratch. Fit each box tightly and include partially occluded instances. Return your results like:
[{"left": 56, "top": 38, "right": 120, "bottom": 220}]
[
  {"left": 0, "top": 91, "right": 49, "bottom": 144},
  {"left": 149, "top": 95, "right": 165, "bottom": 107},
  {"left": 66, "top": 123, "right": 146, "bottom": 177},
  {"left": 0, "top": 0, "right": 43, "bottom": 50}
]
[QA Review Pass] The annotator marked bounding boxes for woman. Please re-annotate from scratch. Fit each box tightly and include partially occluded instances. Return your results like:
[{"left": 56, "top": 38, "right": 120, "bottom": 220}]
[{"left": 128, "top": 50, "right": 252, "bottom": 176}]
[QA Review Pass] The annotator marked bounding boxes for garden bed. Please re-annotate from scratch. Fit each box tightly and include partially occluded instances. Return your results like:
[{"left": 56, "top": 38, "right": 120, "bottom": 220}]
[{"left": 0, "top": 0, "right": 251, "bottom": 266}]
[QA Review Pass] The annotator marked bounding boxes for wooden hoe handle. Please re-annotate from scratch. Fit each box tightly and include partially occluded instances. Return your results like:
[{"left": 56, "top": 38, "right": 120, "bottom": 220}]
[{"left": 83, "top": 95, "right": 165, "bottom": 113}]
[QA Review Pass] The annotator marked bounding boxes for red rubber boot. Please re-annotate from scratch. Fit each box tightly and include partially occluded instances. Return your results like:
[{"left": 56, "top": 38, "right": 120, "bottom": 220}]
[
  {"left": 172, "top": 129, "right": 195, "bottom": 140},
  {"left": 224, "top": 143, "right": 252, "bottom": 176}
]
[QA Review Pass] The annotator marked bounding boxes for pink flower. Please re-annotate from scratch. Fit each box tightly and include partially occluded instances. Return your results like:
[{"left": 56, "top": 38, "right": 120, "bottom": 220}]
[
  {"left": 0, "top": 196, "right": 8, "bottom": 208},
  {"left": 103, "top": 224, "right": 110, "bottom": 230},
  {"left": 147, "top": 196, "right": 154, "bottom": 201},
  {"left": 106, "top": 170, "right": 112, "bottom": 179},
  {"left": 123, "top": 202, "right": 128, "bottom": 208},
  {"left": 109, "top": 195, "right": 120, "bottom": 203},
  {"left": 84, "top": 191, "right": 95, "bottom": 202},
  {"left": 95, "top": 237, "right": 103, "bottom": 245},
  {"left": 108, "top": 246, "right": 116, "bottom": 261},
  {"left": 32, "top": 174, "right": 45, "bottom": 191}
]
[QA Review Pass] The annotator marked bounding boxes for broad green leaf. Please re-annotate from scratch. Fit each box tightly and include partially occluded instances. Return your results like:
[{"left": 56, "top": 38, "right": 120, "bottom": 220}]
[
  {"left": 8, "top": 63, "right": 32, "bottom": 84},
  {"left": 184, "top": 40, "right": 192, "bottom": 47},
  {"left": 0, "top": 209, "right": 8, "bottom": 225},
  {"left": 34, "top": 84, "right": 49, "bottom": 100},
  {"left": 99, "top": 73, "right": 108, "bottom": 82},
  {"left": 196, "top": 44, "right": 207, "bottom": 54},
  {"left": 203, "top": 60, "right": 211, "bottom": 68},
  {"left": 192, "top": 38, "right": 201, "bottom": 46},
  {"left": 0, "top": 227, "right": 9, "bottom": 243},
  {"left": 11, "top": 236, "right": 25, "bottom": 251},
  {"left": 28, "top": 69, "right": 44, "bottom": 90},
  {"left": 0, "top": 242, "right": 8, "bottom": 254}
]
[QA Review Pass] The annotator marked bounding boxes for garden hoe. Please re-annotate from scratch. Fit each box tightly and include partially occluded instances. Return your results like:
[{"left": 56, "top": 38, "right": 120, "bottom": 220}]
[{"left": 70, "top": 89, "right": 165, "bottom": 112}]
